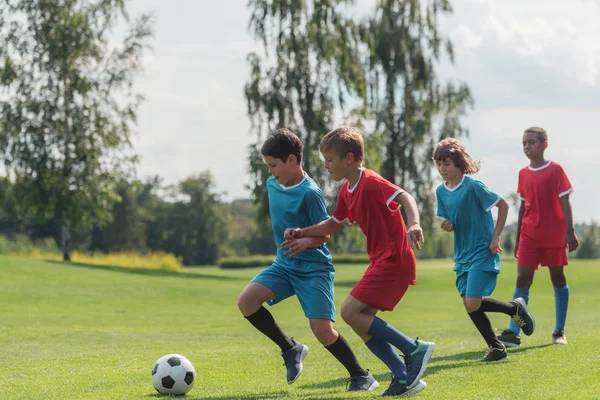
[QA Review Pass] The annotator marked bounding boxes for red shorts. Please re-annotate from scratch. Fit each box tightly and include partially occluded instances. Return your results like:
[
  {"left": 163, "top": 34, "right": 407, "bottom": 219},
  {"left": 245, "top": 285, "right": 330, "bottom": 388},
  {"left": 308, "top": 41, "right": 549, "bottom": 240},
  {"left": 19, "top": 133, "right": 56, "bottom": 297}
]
[
  {"left": 517, "top": 243, "right": 568, "bottom": 269},
  {"left": 349, "top": 262, "right": 413, "bottom": 312}
]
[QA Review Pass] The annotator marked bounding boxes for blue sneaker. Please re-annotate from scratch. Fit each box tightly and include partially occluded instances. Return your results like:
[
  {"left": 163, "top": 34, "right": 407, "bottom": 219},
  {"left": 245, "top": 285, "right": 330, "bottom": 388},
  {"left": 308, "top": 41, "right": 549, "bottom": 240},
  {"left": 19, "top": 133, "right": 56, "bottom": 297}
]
[
  {"left": 346, "top": 370, "right": 379, "bottom": 391},
  {"left": 281, "top": 339, "right": 308, "bottom": 384},
  {"left": 381, "top": 377, "right": 426, "bottom": 397},
  {"left": 405, "top": 340, "right": 435, "bottom": 389}
]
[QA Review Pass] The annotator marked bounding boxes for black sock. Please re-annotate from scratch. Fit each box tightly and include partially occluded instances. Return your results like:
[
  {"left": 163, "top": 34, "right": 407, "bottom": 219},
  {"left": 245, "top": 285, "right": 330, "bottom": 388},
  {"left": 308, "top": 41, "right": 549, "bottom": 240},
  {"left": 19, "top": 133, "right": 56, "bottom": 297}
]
[
  {"left": 325, "top": 333, "right": 367, "bottom": 377},
  {"left": 468, "top": 308, "right": 503, "bottom": 349},
  {"left": 245, "top": 306, "right": 294, "bottom": 352},
  {"left": 479, "top": 297, "right": 517, "bottom": 316}
]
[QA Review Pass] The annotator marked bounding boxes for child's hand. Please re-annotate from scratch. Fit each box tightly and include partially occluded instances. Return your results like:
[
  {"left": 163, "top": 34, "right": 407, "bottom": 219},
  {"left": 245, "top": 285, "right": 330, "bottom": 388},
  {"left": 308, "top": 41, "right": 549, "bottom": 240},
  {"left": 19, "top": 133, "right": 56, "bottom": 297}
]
[
  {"left": 489, "top": 236, "right": 503, "bottom": 255},
  {"left": 280, "top": 237, "right": 311, "bottom": 258},
  {"left": 514, "top": 242, "right": 519, "bottom": 259},
  {"left": 566, "top": 231, "right": 579, "bottom": 253},
  {"left": 440, "top": 219, "right": 454, "bottom": 232},
  {"left": 284, "top": 228, "right": 303, "bottom": 240},
  {"left": 407, "top": 223, "right": 424, "bottom": 251}
]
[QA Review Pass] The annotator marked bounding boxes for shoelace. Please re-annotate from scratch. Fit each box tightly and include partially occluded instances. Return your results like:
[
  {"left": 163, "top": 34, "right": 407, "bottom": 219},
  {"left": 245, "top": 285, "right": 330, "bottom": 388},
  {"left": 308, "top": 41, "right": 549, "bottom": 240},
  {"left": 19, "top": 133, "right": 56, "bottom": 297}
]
[{"left": 512, "top": 314, "right": 526, "bottom": 327}]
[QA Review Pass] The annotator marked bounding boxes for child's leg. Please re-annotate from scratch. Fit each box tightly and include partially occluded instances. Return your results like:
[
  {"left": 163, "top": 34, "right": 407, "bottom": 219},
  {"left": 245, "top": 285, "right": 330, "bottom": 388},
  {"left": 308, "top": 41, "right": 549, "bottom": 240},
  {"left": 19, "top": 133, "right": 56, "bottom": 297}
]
[
  {"left": 549, "top": 266, "right": 569, "bottom": 332},
  {"left": 340, "top": 295, "right": 417, "bottom": 355},
  {"left": 238, "top": 282, "right": 295, "bottom": 351},
  {"left": 309, "top": 319, "right": 369, "bottom": 378},
  {"left": 464, "top": 296, "right": 503, "bottom": 349},
  {"left": 508, "top": 266, "right": 536, "bottom": 335}
]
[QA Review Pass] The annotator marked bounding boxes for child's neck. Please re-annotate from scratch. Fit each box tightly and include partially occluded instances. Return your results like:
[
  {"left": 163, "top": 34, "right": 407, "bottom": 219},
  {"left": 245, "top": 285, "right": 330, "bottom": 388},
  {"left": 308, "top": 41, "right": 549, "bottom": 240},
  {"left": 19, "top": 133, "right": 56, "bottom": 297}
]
[
  {"left": 282, "top": 168, "right": 305, "bottom": 187},
  {"left": 529, "top": 156, "right": 548, "bottom": 169},
  {"left": 345, "top": 166, "right": 363, "bottom": 189},
  {"left": 445, "top": 173, "right": 464, "bottom": 189}
]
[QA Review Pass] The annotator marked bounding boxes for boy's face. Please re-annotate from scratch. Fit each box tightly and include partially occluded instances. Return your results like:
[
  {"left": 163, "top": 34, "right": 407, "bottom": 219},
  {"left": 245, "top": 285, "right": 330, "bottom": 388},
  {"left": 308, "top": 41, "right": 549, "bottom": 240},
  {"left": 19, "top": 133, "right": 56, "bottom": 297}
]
[
  {"left": 263, "top": 155, "right": 297, "bottom": 185},
  {"left": 321, "top": 150, "right": 350, "bottom": 182},
  {"left": 435, "top": 158, "right": 461, "bottom": 182},
  {"left": 522, "top": 132, "right": 547, "bottom": 160}
]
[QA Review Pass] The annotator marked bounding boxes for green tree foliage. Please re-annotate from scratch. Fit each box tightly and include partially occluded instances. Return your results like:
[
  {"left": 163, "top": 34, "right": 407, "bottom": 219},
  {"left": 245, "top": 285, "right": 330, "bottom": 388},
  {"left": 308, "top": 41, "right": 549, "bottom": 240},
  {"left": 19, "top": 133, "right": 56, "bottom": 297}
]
[
  {"left": 361, "top": 0, "right": 473, "bottom": 231},
  {"left": 576, "top": 223, "right": 599, "bottom": 259},
  {"left": 0, "top": 0, "right": 154, "bottom": 260},
  {"left": 244, "top": 0, "right": 367, "bottom": 232}
]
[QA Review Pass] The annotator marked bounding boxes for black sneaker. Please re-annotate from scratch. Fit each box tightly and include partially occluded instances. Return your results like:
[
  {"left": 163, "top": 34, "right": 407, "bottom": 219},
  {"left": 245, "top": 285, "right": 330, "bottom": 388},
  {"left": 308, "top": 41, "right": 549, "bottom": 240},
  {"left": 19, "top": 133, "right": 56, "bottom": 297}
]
[
  {"left": 346, "top": 370, "right": 379, "bottom": 392},
  {"left": 479, "top": 345, "right": 508, "bottom": 362},
  {"left": 281, "top": 339, "right": 308, "bottom": 384},
  {"left": 497, "top": 329, "right": 521, "bottom": 348},
  {"left": 552, "top": 330, "right": 568, "bottom": 345},
  {"left": 381, "top": 378, "right": 426, "bottom": 397},
  {"left": 509, "top": 297, "right": 535, "bottom": 336}
]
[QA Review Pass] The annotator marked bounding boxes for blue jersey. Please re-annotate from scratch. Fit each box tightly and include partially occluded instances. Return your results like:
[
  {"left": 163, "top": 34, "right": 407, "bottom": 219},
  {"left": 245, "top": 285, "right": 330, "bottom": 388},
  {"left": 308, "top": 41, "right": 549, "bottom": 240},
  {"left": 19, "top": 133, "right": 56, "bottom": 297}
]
[
  {"left": 267, "top": 174, "right": 333, "bottom": 271},
  {"left": 436, "top": 175, "right": 501, "bottom": 272}
]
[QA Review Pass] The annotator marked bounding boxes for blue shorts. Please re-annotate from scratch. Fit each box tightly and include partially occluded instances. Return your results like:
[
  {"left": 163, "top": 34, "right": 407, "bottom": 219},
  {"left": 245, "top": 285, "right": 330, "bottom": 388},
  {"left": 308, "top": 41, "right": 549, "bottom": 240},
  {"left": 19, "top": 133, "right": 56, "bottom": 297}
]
[
  {"left": 251, "top": 262, "right": 336, "bottom": 321},
  {"left": 456, "top": 270, "right": 498, "bottom": 298}
]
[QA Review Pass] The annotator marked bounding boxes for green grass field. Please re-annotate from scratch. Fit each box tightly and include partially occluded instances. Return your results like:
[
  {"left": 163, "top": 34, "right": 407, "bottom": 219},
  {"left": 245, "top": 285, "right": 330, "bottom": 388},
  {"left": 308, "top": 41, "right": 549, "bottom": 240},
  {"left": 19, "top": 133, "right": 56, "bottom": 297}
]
[{"left": 1, "top": 256, "right": 599, "bottom": 399}]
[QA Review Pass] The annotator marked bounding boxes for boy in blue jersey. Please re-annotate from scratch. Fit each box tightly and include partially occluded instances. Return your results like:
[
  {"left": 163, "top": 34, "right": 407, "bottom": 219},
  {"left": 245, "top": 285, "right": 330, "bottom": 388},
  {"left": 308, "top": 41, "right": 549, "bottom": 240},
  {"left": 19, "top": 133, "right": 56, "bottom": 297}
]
[
  {"left": 237, "top": 128, "right": 378, "bottom": 391},
  {"left": 433, "top": 138, "right": 536, "bottom": 362}
]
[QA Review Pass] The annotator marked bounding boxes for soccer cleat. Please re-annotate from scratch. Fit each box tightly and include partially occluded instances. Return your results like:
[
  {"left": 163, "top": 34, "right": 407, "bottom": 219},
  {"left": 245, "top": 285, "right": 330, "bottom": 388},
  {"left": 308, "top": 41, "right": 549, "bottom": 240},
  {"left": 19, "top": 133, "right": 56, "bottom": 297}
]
[
  {"left": 404, "top": 340, "right": 435, "bottom": 389},
  {"left": 509, "top": 297, "right": 535, "bottom": 336},
  {"left": 346, "top": 370, "right": 379, "bottom": 392},
  {"left": 381, "top": 378, "right": 426, "bottom": 397},
  {"left": 497, "top": 329, "right": 521, "bottom": 348},
  {"left": 552, "top": 330, "right": 568, "bottom": 345},
  {"left": 281, "top": 338, "right": 308, "bottom": 384},
  {"left": 479, "top": 344, "right": 508, "bottom": 362}
]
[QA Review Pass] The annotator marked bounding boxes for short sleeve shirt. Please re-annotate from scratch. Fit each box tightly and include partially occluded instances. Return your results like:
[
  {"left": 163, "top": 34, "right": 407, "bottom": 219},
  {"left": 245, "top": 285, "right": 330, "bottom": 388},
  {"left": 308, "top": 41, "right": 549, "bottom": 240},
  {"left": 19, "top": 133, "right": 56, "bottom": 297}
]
[
  {"left": 332, "top": 168, "right": 415, "bottom": 284},
  {"left": 436, "top": 175, "right": 501, "bottom": 272},
  {"left": 517, "top": 161, "right": 573, "bottom": 248}
]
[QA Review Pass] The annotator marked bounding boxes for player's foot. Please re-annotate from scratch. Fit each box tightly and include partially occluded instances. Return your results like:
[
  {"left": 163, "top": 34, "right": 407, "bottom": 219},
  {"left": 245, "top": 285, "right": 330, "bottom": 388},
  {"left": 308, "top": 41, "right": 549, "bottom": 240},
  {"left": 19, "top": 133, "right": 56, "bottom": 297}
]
[
  {"left": 404, "top": 339, "right": 435, "bottom": 389},
  {"left": 552, "top": 330, "right": 568, "bottom": 345},
  {"left": 346, "top": 369, "right": 379, "bottom": 391},
  {"left": 497, "top": 329, "right": 521, "bottom": 348},
  {"left": 381, "top": 377, "right": 426, "bottom": 397},
  {"left": 281, "top": 339, "right": 308, "bottom": 384},
  {"left": 509, "top": 297, "right": 535, "bottom": 336},
  {"left": 479, "top": 344, "right": 508, "bottom": 362}
]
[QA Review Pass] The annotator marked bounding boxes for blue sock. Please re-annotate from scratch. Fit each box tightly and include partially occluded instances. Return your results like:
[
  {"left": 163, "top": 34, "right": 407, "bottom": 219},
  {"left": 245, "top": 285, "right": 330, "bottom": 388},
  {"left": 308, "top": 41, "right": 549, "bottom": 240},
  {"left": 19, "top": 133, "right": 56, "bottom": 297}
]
[
  {"left": 508, "top": 288, "right": 530, "bottom": 335},
  {"left": 554, "top": 285, "right": 570, "bottom": 332},
  {"left": 366, "top": 338, "right": 407, "bottom": 381},
  {"left": 368, "top": 317, "right": 418, "bottom": 355}
]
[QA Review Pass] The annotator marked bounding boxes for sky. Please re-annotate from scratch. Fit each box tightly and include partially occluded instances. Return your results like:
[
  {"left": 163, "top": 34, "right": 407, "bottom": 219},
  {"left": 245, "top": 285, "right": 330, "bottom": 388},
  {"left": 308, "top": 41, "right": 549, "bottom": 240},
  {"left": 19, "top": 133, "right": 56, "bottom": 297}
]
[{"left": 123, "top": 0, "right": 600, "bottom": 223}]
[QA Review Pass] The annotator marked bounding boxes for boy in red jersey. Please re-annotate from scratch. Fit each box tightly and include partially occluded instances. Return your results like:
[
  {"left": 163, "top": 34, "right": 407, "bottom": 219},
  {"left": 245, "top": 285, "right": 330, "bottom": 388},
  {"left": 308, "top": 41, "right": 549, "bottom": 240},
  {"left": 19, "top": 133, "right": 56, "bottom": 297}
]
[
  {"left": 281, "top": 127, "right": 434, "bottom": 397},
  {"left": 497, "top": 127, "right": 579, "bottom": 347}
]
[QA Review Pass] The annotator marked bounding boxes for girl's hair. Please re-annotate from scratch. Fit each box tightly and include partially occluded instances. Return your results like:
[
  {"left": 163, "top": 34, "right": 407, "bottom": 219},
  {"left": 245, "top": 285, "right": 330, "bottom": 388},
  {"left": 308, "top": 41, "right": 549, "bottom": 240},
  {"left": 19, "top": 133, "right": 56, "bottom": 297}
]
[
  {"left": 524, "top": 126, "right": 548, "bottom": 142},
  {"left": 319, "top": 127, "right": 364, "bottom": 161},
  {"left": 432, "top": 138, "right": 480, "bottom": 174}
]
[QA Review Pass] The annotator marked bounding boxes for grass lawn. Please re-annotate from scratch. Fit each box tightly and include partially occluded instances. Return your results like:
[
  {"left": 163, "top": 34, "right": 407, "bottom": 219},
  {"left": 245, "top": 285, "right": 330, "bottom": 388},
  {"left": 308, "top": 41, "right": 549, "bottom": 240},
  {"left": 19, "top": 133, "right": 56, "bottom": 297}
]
[{"left": 1, "top": 255, "right": 599, "bottom": 399}]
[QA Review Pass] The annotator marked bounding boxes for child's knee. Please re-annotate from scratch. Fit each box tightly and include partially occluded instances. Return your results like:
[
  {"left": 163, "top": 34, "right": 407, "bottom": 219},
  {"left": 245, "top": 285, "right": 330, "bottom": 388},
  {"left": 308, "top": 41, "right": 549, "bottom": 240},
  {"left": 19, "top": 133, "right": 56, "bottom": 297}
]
[
  {"left": 310, "top": 320, "right": 336, "bottom": 343},
  {"left": 340, "top": 306, "right": 355, "bottom": 325},
  {"left": 464, "top": 298, "right": 482, "bottom": 313}
]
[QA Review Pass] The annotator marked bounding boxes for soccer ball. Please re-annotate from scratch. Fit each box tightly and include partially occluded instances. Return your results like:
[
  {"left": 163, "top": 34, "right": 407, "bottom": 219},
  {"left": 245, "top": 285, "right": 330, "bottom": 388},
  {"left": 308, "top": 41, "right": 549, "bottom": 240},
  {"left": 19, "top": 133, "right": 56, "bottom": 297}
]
[{"left": 151, "top": 354, "right": 196, "bottom": 396}]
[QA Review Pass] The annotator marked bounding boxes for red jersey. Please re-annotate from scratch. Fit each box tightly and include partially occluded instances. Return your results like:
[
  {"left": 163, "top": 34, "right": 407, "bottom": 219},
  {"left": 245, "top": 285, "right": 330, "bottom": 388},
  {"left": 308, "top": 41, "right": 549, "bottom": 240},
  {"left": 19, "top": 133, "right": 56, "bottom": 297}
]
[
  {"left": 332, "top": 168, "right": 415, "bottom": 284},
  {"left": 517, "top": 161, "right": 573, "bottom": 248}
]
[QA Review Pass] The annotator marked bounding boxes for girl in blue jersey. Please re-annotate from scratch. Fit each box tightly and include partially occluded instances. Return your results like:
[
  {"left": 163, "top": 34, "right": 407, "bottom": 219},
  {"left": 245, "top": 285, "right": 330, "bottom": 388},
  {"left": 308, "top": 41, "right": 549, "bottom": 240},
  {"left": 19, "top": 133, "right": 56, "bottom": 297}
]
[{"left": 433, "top": 138, "right": 535, "bottom": 362}]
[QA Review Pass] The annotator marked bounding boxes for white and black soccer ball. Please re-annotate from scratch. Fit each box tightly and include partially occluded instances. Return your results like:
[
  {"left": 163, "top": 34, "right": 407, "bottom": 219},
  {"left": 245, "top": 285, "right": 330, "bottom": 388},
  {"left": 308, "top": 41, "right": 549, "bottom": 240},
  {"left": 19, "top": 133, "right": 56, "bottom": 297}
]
[{"left": 151, "top": 354, "right": 196, "bottom": 396}]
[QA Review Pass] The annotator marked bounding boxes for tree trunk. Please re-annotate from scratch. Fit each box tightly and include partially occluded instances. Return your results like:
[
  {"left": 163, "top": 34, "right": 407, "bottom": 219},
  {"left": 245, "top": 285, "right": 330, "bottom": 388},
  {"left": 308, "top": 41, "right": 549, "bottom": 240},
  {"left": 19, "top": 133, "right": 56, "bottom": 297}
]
[{"left": 61, "top": 224, "right": 72, "bottom": 262}]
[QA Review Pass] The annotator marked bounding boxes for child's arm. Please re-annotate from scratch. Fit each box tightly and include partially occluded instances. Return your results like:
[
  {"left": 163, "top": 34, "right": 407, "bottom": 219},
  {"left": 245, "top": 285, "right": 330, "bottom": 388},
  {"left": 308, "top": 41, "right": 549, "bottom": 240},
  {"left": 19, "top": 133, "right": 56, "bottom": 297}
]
[
  {"left": 514, "top": 200, "right": 525, "bottom": 258},
  {"left": 489, "top": 197, "right": 509, "bottom": 254},
  {"left": 281, "top": 235, "right": 331, "bottom": 258},
  {"left": 560, "top": 194, "right": 579, "bottom": 252},
  {"left": 394, "top": 191, "right": 425, "bottom": 250},
  {"left": 284, "top": 218, "right": 343, "bottom": 240}
]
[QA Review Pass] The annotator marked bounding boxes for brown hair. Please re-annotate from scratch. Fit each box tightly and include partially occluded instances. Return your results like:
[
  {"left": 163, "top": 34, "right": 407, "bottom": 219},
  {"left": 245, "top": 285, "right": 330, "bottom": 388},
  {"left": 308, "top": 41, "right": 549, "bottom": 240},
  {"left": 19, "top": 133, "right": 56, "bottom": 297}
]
[
  {"left": 524, "top": 126, "right": 548, "bottom": 142},
  {"left": 261, "top": 128, "right": 303, "bottom": 163},
  {"left": 432, "top": 138, "right": 480, "bottom": 174},
  {"left": 319, "top": 127, "right": 364, "bottom": 161}
]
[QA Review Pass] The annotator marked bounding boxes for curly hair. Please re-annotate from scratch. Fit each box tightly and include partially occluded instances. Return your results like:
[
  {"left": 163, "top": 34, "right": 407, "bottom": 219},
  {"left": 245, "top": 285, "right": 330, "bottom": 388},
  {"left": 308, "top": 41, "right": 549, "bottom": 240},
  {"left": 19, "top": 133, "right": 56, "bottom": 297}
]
[
  {"left": 432, "top": 138, "right": 480, "bottom": 175},
  {"left": 524, "top": 126, "right": 548, "bottom": 142}
]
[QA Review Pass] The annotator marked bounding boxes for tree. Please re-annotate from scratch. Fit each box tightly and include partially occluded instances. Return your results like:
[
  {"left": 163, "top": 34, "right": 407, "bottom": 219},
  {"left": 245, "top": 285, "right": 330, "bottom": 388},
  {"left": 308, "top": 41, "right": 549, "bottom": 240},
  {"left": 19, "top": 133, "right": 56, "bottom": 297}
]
[
  {"left": 0, "top": 0, "right": 153, "bottom": 260},
  {"left": 362, "top": 0, "right": 473, "bottom": 231},
  {"left": 576, "top": 223, "right": 599, "bottom": 259},
  {"left": 244, "top": 0, "right": 367, "bottom": 228}
]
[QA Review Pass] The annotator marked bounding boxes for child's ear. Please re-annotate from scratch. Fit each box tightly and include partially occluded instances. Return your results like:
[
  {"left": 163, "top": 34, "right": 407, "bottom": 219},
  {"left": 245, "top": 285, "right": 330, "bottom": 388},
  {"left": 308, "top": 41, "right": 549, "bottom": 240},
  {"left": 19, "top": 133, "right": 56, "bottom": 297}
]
[{"left": 345, "top": 152, "right": 356, "bottom": 163}]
